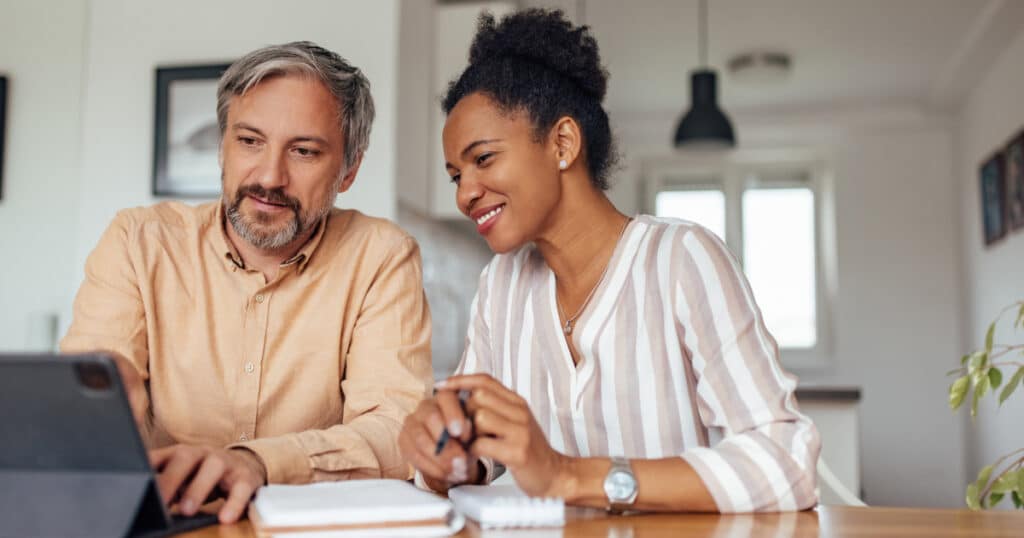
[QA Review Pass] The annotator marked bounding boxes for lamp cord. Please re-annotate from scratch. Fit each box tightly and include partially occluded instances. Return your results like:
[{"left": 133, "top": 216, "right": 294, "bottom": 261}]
[{"left": 699, "top": 0, "right": 708, "bottom": 67}]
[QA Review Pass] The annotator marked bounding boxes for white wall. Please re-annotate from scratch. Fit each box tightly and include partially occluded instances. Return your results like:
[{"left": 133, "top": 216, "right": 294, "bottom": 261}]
[
  {"left": 0, "top": 0, "right": 403, "bottom": 347},
  {"left": 74, "top": 0, "right": 400, "bottom": 276},
  {"left": 957, "top": 24, "right": 1024, "bottom": 500},
  {"left": 0, "top": 0, "right": 88, "bottom": 351},
  {"left": 608, "top": 105, "right": 965, "bottom": 507}
]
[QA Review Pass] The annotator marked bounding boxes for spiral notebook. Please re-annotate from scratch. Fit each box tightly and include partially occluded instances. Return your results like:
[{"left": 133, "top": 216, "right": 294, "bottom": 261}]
[{"left": 447, "top": 484, "right": 565, "bottom": 529}]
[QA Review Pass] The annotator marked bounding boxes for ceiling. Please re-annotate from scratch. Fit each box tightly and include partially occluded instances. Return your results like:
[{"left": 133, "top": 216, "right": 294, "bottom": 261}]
[{"left": 542, "top": 0, "right": 1024, "bottom": 115}]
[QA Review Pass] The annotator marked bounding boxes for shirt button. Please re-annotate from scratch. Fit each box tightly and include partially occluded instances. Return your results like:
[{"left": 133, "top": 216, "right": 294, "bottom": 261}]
[
  {"left": 255, "top": 294, "right": 265, "bottom": 303},
  {"left": 239, "top": 433, "right": 248, "bottom": 441},
  {"left": 245, "top": 362, "right": 255, "bottom": 373}
]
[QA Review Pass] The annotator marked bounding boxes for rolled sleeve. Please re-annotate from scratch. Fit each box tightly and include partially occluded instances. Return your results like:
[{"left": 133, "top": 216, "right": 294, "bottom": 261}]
[{"left": 676, "top": 226, "right": 820, "bottom": 512}]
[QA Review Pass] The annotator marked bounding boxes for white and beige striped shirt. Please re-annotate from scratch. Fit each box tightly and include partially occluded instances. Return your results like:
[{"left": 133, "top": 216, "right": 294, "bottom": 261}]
[{"left": 457, "top": 215, "right": 820, "bottom": 512}]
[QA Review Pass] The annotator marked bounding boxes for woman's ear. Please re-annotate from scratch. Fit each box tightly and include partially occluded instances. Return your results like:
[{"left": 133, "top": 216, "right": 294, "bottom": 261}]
[{"left": 552, "top": 116, "right": 583, "bottom": 171}]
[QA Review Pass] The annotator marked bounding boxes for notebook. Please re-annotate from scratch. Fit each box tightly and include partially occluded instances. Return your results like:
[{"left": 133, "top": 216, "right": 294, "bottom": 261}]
[
  {"left": 447, "top": 484, "right": 565, "bottom": 529},
  {"left": 249, "top": 479, "right": 464, "bottom": 537}
]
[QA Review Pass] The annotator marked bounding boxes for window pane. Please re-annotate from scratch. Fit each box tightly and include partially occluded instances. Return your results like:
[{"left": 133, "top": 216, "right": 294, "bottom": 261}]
[
  {"left": 742, "top": 188, "right": 816, "bottom": 348},
  {"left": 655, "top": 190, "right": 726, "bottom": 242}
]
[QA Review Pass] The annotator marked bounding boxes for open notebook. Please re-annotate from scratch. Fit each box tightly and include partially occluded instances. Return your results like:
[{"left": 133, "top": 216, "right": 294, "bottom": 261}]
[
  {"left": 249, "top": 479, "right": 464, "bottom": 537},
  {"left": 448, "top": 484, "right": 565, "bottom": 529}
]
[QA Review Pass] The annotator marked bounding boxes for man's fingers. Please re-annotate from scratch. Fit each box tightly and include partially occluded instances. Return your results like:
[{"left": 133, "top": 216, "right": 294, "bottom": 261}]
[
  {"left": 148, "top": 446, "right": 177, "bottom": 470},
  {"left": 218, "top": 480, "right": 257, "bottom": 524},
  {"left": 155, "top": 448, "right": 204, "bottom": 504},
  {"left": 178, "top": 455, "right": 227, "bottom": 516}
]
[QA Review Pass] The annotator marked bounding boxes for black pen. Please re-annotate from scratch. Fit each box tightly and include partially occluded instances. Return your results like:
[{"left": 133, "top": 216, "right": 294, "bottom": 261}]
[{"left": 434, "top": 389, "right": 471, "bottom": 455}]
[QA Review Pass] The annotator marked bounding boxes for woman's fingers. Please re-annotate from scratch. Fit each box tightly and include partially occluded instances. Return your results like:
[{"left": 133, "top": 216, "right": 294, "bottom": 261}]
[{"left": 435, "top": 390, "right": 471, "bottom": 443}]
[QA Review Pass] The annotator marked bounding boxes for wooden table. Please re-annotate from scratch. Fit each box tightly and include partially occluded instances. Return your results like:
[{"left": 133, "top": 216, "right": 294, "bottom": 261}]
[{"left": 180, "top": 505, "right": 1024, "bottom": 537}]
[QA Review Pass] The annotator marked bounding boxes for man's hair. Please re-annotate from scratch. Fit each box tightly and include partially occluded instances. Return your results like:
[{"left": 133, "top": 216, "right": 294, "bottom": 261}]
[{"left": 216, "top": 41, "right": 375, "bottom": 172}]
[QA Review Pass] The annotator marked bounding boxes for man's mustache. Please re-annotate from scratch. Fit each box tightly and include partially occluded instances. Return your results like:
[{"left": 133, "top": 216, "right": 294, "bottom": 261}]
[{"left": 234, "top": 184, "right": 301, "bottom": 213}]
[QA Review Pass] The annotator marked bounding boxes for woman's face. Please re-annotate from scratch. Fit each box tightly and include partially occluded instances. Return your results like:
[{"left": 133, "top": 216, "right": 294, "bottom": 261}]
[{"left": 443, "top": 92, "right": 561, "bottom": 254}]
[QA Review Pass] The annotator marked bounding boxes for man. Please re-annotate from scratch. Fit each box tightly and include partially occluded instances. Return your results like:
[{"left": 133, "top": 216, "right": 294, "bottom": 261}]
[{"left": 61, "top": 42, "right": 432, "bottom": 524}]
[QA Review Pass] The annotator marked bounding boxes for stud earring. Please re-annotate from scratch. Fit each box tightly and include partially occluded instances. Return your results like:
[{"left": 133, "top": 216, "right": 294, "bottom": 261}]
[{"left": 559, "top": 159, "right": 568, "bottom": 170}]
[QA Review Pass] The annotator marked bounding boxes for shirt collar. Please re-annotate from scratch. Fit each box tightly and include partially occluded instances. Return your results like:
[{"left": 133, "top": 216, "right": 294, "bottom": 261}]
[{"left": 212, "top": 202, "right": 329, "bottom": 275}]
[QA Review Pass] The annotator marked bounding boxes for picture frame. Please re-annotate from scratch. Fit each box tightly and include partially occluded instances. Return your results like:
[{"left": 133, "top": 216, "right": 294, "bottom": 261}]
[
  {"left": 0, "top": 75, "right": 7, "bottom": 202},
  {"left": 979, "top": 151, "right": 1007, "bottom": 246},
  {"left": 152, "top": 63, "right": 232, "bottom": 197},
  {"left": 1004, "top": 129, "right": 1024, "bottom": 232}
]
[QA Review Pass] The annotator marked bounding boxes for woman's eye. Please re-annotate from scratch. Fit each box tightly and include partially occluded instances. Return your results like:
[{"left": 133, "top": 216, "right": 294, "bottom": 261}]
[
  {"left": 450, "top": 174, "right": 461, "bottom": 185},
  {"left": 476, "top": 152, "right": 493, "bottom": 166}
]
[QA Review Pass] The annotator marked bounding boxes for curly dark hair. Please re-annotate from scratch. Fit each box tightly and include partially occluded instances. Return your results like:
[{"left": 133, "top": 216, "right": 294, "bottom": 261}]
[{"left": 442, "top": 8, "right": 618, "bottom": 190}]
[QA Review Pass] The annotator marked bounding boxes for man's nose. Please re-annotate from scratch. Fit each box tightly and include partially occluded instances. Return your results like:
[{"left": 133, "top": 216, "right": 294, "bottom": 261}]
[{"left": 256, "top": 149, "right": 289, "bottom": 190}]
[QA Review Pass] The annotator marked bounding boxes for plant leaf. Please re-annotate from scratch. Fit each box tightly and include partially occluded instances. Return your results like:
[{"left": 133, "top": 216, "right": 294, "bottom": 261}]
[
  {"left": 985, "top": 322, "right": 995, "bottom": 354},
  {"left": 988, "top": 368, "right": 1003, "bottom": 390},
  {"left": 1012, "top": 490, "right": 1023, "bottom": 509},
  {"left": 991, "top": 470, "right": 1018, "bottom": 493},
  {"left": 999, "top": 367, "right": 1024, "bottom": 406},
  {"left": 1016, "top": 304, "right": 1024, "bottom": 329},
  {"left": 977, "top": 464, "right": 994, "bottom": 490},
  {"left": 971, "top": 375, "right": 991, "bottom": 417},
  {"left": 949, "top": 376, "right": 970, "bottom": 410},
  {"left": 968, "top": 351, "right": 987, "bottom": 377},
  {"left": 989, "top": 492, "right": 1005, "bottom": 507},
  {"left": 966, "top": 483, "right": 981, "bottom": 510},
  {"left": 961, "top": 354, "right": 971, "bottom": 367}
]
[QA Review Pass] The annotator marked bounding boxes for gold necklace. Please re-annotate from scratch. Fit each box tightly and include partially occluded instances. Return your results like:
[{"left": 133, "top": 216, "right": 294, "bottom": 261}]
[{"left": 557, "top": 217, "right": 632, "bottom": 336}]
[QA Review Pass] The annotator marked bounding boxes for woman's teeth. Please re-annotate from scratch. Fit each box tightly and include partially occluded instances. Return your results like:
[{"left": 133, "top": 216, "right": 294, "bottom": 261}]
[{"left": 476, "top": 205, "right": 504, "bottom": 225}]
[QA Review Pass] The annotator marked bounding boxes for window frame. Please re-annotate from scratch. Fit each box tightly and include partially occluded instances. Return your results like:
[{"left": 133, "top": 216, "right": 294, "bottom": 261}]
[{"left": 642, "top": 155, "right": 833, "bottom": 371}]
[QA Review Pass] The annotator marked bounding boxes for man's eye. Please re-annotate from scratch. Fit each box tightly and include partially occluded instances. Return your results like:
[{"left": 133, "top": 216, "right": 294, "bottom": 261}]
[
  {"left": 238, "top": 137, "right": 259, "bottom": 146},
  {"left": 450, "top": 174, "right": 461, "bottom": 185},
  {"left": 476, "top": 153, "right": 493, "bottom": 166},
  {"left": 294, "top": 147, "right": 319, "bottom": 157}
]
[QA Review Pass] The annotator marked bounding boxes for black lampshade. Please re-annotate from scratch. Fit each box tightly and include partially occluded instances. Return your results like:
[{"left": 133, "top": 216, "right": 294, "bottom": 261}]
[{"left": 673, "top": 70, "right": 735, "bottom": 148}]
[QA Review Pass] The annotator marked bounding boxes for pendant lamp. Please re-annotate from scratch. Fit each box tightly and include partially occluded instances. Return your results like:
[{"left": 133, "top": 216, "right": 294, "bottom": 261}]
[{"left": 673, "top": 0, "right": 735, "bottom": 148}]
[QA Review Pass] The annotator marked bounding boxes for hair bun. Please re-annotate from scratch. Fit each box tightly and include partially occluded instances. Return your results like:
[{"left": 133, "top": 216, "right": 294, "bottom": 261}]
[{"left": 467, "top": 9, "right": 608, "bottom": 101}]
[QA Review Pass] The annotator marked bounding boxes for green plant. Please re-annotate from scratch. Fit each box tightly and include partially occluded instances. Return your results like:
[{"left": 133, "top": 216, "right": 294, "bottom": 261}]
[{"left": 947, "top": 301, "right": 1024, "bottom": 510}]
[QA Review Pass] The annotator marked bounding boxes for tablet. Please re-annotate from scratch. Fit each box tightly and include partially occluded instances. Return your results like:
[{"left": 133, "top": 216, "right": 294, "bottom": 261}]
[{"left": 0, "top": 353, "right": 218, "bottom": 537}]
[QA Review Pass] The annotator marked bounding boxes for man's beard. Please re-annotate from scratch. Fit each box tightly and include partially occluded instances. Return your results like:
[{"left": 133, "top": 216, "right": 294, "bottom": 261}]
[{"left": 224, "top": 183, "right": 331, "bottom": 250}]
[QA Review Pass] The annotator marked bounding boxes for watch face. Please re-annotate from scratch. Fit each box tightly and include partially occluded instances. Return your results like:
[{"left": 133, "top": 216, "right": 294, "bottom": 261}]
[{"left": 606, "top": 470, "right": 637, "bottom": 500}]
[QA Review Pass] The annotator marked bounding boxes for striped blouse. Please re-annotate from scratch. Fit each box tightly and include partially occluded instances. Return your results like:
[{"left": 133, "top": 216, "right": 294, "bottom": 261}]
[{"left": 456, "top": 215, "right": 820, "bottom": 512}]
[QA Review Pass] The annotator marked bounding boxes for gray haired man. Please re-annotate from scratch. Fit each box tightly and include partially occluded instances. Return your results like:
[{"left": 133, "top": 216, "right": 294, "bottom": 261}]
[{"left": 61, "top": 42, "right": 433, "bottom": 523}]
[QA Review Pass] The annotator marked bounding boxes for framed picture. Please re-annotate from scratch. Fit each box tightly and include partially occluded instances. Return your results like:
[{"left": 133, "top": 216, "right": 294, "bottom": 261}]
[
  {"left": 979, "top": 151, "right": 1007, "bottom": 246},
  {"left": 152, "top": 63, "right": 232, "bottom": 197},
  {"left": 1004, "top": 130, "right": 1024, "bottom": 232},
  {"left": 0, "top": 75, "right": 7, "bottom": 201}
]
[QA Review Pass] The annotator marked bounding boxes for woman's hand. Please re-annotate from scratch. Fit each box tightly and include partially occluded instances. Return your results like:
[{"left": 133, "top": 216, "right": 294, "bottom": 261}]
[
  {"left": 440, "top": 374, "right": 573, "bottom": 498},
  {"left": 398, "top": 390, "right": 479, "bottom": 491}
]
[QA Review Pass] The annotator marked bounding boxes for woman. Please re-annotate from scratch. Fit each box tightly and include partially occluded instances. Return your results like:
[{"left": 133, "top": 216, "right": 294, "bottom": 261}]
[{"left": 397, "top": 9, "right": 819, "bottom": 513}]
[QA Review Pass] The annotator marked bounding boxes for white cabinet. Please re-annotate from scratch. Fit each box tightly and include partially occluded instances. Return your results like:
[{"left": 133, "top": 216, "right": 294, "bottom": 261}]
[{"left": 396, "top": 1, "right": 515, "bottom": 220}]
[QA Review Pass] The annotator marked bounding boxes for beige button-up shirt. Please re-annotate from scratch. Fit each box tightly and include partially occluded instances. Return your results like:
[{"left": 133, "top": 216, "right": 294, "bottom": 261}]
[{"left": 61, "top": 201, "right": 432, "bottom": 484}]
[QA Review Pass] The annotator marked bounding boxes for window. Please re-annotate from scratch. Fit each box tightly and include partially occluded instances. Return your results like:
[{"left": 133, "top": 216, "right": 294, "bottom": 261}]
[{"left": 648, "top": 160, "right": 830, "bottom": 367}]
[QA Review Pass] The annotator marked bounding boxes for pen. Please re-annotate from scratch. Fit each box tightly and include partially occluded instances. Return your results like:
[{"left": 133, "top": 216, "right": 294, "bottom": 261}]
[{"left": 434, "top": 389, "right": 471, "bottom": 455}]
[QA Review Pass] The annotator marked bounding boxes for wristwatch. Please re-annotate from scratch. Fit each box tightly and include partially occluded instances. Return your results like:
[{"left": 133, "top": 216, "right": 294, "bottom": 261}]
[{"left": 603, "top": 456, "right": 638, "bottom": 513}]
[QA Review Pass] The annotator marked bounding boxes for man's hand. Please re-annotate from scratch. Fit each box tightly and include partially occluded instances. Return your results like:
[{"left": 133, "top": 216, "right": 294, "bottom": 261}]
[{"left": 149, "top": 445, "right": 267, "bottom": 524}]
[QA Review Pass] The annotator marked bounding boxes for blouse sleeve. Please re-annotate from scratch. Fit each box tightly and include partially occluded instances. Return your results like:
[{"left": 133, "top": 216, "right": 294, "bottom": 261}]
[{"left": 674, "top": 225, "right": 821, "bottom": 512}]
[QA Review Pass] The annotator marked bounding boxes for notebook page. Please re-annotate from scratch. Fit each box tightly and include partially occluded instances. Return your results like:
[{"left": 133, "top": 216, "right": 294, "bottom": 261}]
[
  {"left": 448, "top": 484, "right": 565, "bottom": 529},
  {"left": 254, "top": 479, "right": 453, "bottom": 527}
]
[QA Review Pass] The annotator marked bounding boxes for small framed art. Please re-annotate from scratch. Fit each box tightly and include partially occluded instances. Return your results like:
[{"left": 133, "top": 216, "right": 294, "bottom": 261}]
[{"left": 152, "top": 63, "right": 232, "bottom": 197}]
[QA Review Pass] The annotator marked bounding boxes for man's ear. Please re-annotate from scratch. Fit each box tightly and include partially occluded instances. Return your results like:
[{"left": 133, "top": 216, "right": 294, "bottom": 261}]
[{"left": 337, "top": 154, "right": 364, "bottom": 194}]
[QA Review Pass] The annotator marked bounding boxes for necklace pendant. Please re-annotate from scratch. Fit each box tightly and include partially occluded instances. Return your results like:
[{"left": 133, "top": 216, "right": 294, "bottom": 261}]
[{"left": 563, "top": 320, "right": 573, "bottom": 335}]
